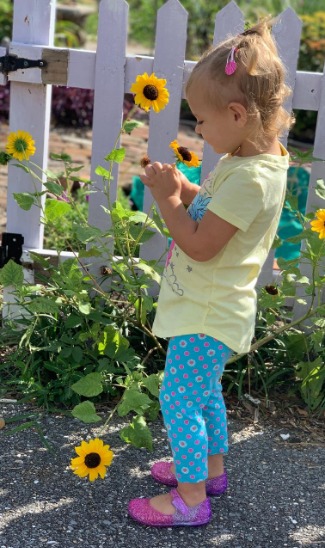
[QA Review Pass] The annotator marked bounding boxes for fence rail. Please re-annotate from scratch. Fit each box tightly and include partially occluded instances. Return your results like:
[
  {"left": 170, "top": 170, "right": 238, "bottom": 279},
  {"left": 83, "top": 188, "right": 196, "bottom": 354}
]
[{"left": 1, "top": 0, "right": 325, "bottom": 314}]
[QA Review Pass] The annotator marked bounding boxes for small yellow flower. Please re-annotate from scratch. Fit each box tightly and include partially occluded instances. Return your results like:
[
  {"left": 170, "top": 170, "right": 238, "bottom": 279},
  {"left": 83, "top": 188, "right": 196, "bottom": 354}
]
[
  {"left": 169, "top": 140, "right": 200, "bottom": 167},
  {"left": 310, "top": 209, "right": 325, "bottom": 239},
  {"left": 130, "top": 72, "right": 169, "bottom": 113},
  {"left": 5, "top": 130, "right": 36, "bottom": 161},
  {"left": 70, "top": 438, "right": 114, "bottom": 482}
]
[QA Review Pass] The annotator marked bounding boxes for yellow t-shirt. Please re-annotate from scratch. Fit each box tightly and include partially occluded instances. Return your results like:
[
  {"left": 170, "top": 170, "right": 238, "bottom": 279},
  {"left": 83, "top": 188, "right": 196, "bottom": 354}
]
[{"left": 152, "top": 146, "right": 289, "bottom": 354}]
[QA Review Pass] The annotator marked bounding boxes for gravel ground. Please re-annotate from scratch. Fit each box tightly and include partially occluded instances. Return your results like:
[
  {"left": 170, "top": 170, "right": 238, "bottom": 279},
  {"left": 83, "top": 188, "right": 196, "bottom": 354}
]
[{"left": 0, "top": 402, "right": 324, "bottom": 548}]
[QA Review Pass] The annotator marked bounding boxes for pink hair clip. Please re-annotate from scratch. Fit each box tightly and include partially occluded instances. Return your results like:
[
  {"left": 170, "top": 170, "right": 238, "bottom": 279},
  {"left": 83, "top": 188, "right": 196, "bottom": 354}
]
[{"left": 225, "top": 46, "right": 237, "bottom": 76}]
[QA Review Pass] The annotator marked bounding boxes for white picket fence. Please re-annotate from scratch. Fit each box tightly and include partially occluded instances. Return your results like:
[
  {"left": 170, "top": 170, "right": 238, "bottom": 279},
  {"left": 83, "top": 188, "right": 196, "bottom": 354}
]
[{"left": 1, "top": 0, "right": 325, "bottom": 313}]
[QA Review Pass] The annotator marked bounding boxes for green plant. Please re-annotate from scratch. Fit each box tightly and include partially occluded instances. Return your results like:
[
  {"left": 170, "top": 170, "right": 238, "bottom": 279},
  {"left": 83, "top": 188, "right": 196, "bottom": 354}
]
[{"left": 0, "top": 75, "right": 171, "bottom": 449}]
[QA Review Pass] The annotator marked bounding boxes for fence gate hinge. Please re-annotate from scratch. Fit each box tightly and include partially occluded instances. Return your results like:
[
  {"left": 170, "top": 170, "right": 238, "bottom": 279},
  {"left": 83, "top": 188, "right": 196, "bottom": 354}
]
[
  {"left": 0, "top": 54, "right": 47, "bottom": 75},
  {"left": 0, "top": 233, "right": 24, "bottom": 268}
]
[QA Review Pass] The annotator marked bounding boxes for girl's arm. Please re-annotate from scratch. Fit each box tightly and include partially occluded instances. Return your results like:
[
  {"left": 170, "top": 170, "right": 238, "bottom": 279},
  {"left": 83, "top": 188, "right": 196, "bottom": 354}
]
[
  {"left": 141, "top": 162, "right": 237, "bottom": 262},
  {"left": 176, "top": 168, "right": 200, "bottom": 205}
]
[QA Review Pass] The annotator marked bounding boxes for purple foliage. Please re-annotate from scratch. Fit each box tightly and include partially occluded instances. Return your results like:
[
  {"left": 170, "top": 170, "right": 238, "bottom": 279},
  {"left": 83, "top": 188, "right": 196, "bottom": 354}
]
[
  {"left": 0, "top": 83, "right": 10, "bottom": 122},
  {"left": 0, "top": 84, "right": 137, "bottom": 128}
]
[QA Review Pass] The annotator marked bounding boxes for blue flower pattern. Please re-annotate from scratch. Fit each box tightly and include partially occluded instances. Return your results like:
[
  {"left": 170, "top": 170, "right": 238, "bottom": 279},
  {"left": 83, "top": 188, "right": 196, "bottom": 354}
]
[{"left": 187, "top": 191, "right": 212, "bottom": 221}]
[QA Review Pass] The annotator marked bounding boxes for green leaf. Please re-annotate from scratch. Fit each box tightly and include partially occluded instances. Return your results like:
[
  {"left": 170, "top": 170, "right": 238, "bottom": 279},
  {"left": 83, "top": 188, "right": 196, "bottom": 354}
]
[
  {"left": 123, "top": 120, "right": 143, "bottom": 134},
  {"left": 313, "top": 318, "right": 325, "bottom": 328},
  {"left": 136, "top": 261, "right": 161, "bottom": 284},
  {"left": 71, "top": 372, "right": 103, "bottom": 397},
  {"left": 78, "top": 301, "right": 91, "bottom": 315},
  {"left": 13, "top": 192, "right": 35, "bottom": 211},
  {"left": 45, "top": 199, "right": 71, "bottom": 221},
  {"left": 119, "top": 415, "right": 153, "bottom": 451},
  {"left": 117, "top": 388, "right": 152, "bottom": 416},
  {"left": 49, "top": 152, "right": 72, "bottom": 162},
  {"left": 78, "top": 247, "right": 103, "bottom": 258},
  {"left": 95, "top": 165, "right": 113, "bottom": 179},
  {"left": 73, "top": 225, "right": 102, "bottom": 243},
  {"left": 71, "top": 400, "right": 102, "bottom": 423},
  {"left": 44, "top": 181, "right": 64, "bottom": 196},
  {"left": 26, "top": 297, "right": 60, "bottom": 314},
  {"left": 315, "top": 179, "right": 325, "bottom": 200},
  {"left": 72, "top": 346, "right": 83, "bottom": 363},
  {"left": 142, "top": 374, "right": 160, "bottom": 397},
  {"left": 105, "top": 147, "right": 126, "bottom": 163},
  {"left": 0, "top": 260, "right": 24, "bottom": 287}
]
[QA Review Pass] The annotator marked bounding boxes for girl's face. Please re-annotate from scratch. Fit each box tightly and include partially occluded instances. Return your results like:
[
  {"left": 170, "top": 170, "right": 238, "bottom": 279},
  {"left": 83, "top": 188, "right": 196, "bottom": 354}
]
[{"left": 187, "top": 84, "right": 247, "bottom": 155}]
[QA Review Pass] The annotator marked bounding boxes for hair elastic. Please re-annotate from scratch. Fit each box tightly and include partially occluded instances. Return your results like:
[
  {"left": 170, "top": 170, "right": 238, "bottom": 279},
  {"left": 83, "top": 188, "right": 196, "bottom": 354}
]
[{"left": 225, "top": 46, "right": 238, "bottom": 76}]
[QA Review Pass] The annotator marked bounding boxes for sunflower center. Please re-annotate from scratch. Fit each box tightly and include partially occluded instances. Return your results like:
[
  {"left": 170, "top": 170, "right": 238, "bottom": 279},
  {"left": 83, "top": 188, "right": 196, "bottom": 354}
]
[
  {"left": 13, "top": 139, "right": 28, "bottom": 153},
  {"left": 265, "top": 285, "right": 278, "bottom": 295},
  {"left": 177, "top": 147, "right": 192, "bottom": 162},
  {"left": 84, "top": 452, "right": 101, "bottom": 468},
  {"left": 143, "top": 84, "right": 159, "bottom": 101}
]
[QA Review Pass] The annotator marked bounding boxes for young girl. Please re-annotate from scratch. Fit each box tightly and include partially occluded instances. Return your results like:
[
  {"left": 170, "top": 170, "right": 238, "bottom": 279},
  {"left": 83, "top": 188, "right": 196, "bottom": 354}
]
[{"left": 128, "top": 20, "right": 292, "bottom": 527}]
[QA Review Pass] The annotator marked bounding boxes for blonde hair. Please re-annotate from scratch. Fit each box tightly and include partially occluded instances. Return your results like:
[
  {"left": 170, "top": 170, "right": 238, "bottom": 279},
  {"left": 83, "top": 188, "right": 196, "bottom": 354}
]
[{"left": 186, "top": 19, "right": 294, "bottom": 145}]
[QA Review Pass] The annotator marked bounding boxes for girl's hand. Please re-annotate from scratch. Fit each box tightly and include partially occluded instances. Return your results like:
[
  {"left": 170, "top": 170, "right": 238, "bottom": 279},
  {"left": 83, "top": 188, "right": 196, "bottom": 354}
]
[
  {"left": 140, "top": 162, "right": 199, "bottom": 205},
  {"left": 140, "top": 162, "right": 183, "bottom": 203}
]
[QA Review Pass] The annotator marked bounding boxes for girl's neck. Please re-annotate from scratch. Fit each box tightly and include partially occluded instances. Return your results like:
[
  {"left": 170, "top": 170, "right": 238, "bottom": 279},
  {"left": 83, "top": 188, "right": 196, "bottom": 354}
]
[{"left": 232, "top": 137, "right": 282, "bottom": 158}]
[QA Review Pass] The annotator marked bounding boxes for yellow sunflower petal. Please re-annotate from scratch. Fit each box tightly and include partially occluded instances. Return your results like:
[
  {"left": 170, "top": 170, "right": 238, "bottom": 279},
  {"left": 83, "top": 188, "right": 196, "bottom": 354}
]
[
  {"left": 72, "top": 464, "right": 89, "bottom": 478},
  {"left": 130, "top": 72, "right": 169, "bottom": 113},
  {"left": 88, "top": 469, "right": 100, "bottom": 482},
  {"left": 97, "top": 465, "right": 108, "bottom": 479},
  {"left": 70, "top": 456, "right": 85, "bottom": 468},
  {"left": 5, "top": 130, "right": 36, "bottom": 161}
]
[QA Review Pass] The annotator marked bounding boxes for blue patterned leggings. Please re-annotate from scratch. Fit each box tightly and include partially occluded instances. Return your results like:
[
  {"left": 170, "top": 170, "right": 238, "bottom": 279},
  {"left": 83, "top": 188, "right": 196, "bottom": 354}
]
[{"left": 159, "top": 333, "right": 232, "bottom": 483}]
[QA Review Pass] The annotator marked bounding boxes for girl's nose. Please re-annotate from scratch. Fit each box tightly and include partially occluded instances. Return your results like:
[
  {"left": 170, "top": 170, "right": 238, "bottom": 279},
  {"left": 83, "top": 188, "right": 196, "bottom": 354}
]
[{"left": 195, "top": 124, "right": 201, "bottom": 135}]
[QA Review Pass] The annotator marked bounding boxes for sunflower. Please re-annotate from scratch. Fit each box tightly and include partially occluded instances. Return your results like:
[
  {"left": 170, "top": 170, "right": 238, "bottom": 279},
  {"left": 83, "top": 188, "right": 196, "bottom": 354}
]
[
  {"left": 70, "top": 438, "right": 114, "bottom": 482},
  {"left": 169, "top": 140, "right": 200, "bottom": 167},
  {"left": 5, "top": 130, "right": 36, "bottom": 161},
  {"left": 310, "top": 209, "right": 325, "bottom": 239},
  {"left": 130, "top": 72, "right": 169, "bottom": 113}
]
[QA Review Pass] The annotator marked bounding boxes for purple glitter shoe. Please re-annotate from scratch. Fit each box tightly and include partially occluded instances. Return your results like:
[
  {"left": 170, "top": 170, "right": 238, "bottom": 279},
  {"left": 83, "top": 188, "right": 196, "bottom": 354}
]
[
  {"left": 128, "top": 488, "right": 211, "bottom": 527},
  {"left": 151, "top": 461, "right": 228, "bottom": 496}
]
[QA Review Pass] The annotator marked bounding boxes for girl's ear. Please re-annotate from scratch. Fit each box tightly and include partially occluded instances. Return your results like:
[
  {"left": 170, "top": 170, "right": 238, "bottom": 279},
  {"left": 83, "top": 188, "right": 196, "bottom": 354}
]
[{"left": 228, "top": 102, "right": 248, "bottom": 127}]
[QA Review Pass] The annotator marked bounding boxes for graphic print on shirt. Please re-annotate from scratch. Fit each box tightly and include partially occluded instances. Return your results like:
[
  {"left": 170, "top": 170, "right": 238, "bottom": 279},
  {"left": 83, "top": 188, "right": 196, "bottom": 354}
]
[{"left": 163, "top": 171, "right": 215, "bottom": 295}]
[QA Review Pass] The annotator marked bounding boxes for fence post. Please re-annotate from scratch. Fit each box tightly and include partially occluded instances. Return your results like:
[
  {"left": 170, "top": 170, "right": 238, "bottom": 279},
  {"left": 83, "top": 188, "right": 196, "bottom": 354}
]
[
  {"left": 293, "top": 61, "right": 325, "bottom": 320},
  {"left": 5, "top": 0, "right": 56, "bottom": 249},
  {"left": 141, "top": 0, "right": 188, "bottom": 263},
  {"left": 86, "top": 0, "right": 128, "bottom": 277}
]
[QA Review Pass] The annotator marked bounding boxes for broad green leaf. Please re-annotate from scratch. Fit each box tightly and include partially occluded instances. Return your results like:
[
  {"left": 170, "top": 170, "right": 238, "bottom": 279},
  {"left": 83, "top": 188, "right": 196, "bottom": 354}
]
[
  {"left": 49, "top": 152, "right": 72, "bottom": 162},
  {"left": 105, "top": 147, "right": 126, "bottom": 163},
  {"left": 45, "top": 199, "right": 71, "bottom": 221},
  {"left": 117, "top": 388, "right": 152, "bottom": 416},
  {"left": 71, "top": 400, "right": 102, "bottom": 423},
  {"left": 119, "top": 415, "right": 153, "bottom": 451},
  {"left": 315, "top": 179, "right": 325, "bottom": 200},
  {"left": 26, "top": 297, "right": 60, "bottom": 314},
  {"left": 72, "top": 346, "right": 83, "bottom": 363},
  {"left": 136, "top": 262, "right": 161, "bottom": 284},
  {"left": 71, "top": 372, "right": 103, "bottom": 397},
  {"left": 44, "top": 181, "right": 64, "bottom": 196},
  {"left": 78, "top": 301, "right": 91, "bottom": 315},
  {"left": 313, "top": 318, "right": 325, "bottom": 328},
  {"left": 123, "top": 120, "right": 143, "bottom": 134},
  {"left": 73, "top": 225, "right": 102, "bottom": 243},
  {"left": 142, "top": 374, "right": 160, "bottom": 397},
  {"left": 78, "top": 247, "right": 103, "bottom": 258},
  {"left": 65, "top": 314, "right": 82, "bottom": 328},
  {"left": 95, "top": 165, "right": 113, "bottom": 179},
  {"left": 0, "top": 260, "right": 24, "bottom": 287},
  {"left": 13, "top": 192, "right": 35, "bottom": 211}
]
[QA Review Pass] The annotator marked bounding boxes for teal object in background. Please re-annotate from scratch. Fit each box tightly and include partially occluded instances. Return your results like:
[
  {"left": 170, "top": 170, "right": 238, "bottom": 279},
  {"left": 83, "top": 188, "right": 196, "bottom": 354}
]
[
  {"left": 129, "top": 162, "right": 201, "bottom": 211},
  {"left": 275, "top": 166, "right": 309, "bottom": 261},
  {"left": 129, "top": 163, "right": 309, "bottom": 261}
]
